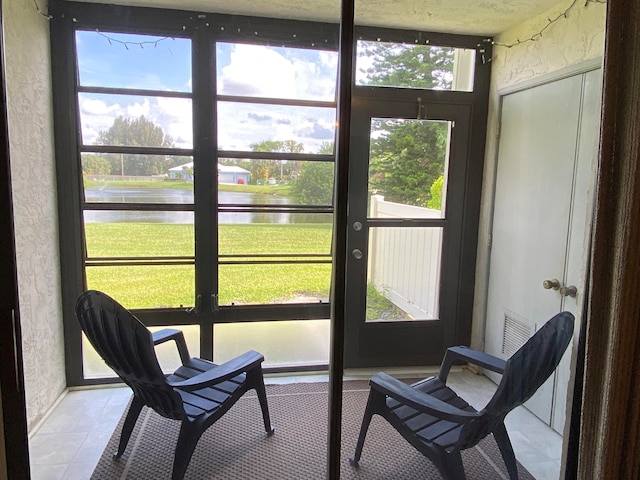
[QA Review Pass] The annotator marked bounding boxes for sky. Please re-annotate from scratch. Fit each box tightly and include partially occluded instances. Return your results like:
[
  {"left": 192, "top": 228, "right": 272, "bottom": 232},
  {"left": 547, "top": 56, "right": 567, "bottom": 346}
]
[{"left": 75, "top": 31, "right": 339, "bottom": 153}]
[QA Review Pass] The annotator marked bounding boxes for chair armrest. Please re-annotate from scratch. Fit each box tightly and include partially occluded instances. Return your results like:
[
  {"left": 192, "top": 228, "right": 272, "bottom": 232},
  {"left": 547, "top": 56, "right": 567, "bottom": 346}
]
[
  {"left": 371, "top": 372, "right": 479, "bottom": 423},
  {"left": 438, "top": 345, "right": 506, "bottom": 382},
  {"left": 152, "top": 329, "right": 190, "bottom": 365},
  {"left": 168, "top": 350, "right": 265, "bottom": 392}
]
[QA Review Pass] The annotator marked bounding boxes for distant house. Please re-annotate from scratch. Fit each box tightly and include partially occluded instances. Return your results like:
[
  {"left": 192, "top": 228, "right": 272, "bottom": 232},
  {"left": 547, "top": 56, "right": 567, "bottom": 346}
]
[
  {"left": 167, "top": 163, "right": 251, "bottom": 184},
  {"left": 218, "top": 164, "right": 250, "bottom": 184},
  {"left": 168, "top": 162, "right": 194, "bottom": 181}
]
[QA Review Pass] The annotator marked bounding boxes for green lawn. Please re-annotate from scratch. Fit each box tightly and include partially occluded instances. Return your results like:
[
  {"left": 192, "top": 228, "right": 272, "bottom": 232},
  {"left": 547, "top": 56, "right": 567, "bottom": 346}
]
[{"left": 84, "top": 222, "right": 332, "bottom": 308}]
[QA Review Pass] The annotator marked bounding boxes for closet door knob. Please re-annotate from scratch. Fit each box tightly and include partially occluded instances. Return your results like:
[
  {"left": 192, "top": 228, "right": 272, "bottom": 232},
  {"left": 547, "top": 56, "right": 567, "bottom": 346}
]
[
  {"left": 560, "top": 285, "right": 578, "bottom": 297},
  {"left": 543, "top": 278, "right": 561, "bottom": 290}
]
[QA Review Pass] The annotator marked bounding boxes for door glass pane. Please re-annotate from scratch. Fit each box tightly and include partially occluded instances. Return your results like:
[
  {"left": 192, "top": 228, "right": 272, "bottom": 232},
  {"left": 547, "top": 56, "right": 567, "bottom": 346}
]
[
  {"left": 366, "top": 226, "right": 442, "bottom": 322},
  {"left": 368, "top": 118, "right": 450, "bottom": 218},
  {"left": 356, "top": 41, "right": 475, "bottom": 91}
]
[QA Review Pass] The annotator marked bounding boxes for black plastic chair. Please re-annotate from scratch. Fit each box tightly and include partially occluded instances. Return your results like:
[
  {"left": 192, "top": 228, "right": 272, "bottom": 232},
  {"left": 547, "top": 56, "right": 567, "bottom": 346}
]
[
  {"left": 349, "top": 311, "right": 574, "bottom": 480},
  {"left": 75, "top": 290, "right": 274, "bottom": 480}
]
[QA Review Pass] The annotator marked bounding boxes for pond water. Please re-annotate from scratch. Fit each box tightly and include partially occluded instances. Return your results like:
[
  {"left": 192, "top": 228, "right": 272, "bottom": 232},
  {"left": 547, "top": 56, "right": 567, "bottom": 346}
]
[{"left": 84, "top": 186, "right": 331, "bottom": 224}]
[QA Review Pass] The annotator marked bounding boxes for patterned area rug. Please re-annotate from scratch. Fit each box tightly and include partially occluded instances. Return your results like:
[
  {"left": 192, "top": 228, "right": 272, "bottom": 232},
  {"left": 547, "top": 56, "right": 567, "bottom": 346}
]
[{"left": 92, "top": 381, "right": 534, "bottom": 479}]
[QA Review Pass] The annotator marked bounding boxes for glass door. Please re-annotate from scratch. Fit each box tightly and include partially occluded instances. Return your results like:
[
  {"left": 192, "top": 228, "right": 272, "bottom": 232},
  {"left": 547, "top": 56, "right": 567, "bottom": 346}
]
[{"left": 345, "top": 97, "right": 474, "bottom": 367}]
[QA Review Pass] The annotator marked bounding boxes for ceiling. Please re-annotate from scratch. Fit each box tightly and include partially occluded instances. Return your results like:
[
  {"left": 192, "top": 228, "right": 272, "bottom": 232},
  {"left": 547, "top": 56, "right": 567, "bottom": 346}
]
[{"left": 77, "top": 0, "right": 564, "bottom": 36}]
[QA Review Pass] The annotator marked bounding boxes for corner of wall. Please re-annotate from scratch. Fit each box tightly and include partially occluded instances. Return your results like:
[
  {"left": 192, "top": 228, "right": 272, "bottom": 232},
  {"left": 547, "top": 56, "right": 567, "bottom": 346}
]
[{"left": 3, "top": 0, "right": 66, "bottom": 430}]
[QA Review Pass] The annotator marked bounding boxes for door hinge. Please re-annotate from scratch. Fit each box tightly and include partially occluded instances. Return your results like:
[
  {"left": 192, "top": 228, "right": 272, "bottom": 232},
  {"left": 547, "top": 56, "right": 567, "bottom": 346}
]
[
  {"left": 211, "top": 293, "right": 219, "bottom": 312},
  {"left": 186, "top": 294, "right": 202, "bottom": 314}
]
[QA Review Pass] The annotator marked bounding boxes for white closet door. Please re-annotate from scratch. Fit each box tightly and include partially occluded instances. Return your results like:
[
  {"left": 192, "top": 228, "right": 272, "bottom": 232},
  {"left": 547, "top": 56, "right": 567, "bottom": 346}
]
[
  {"left": 485, "top": 74, "right": 584, "bottom": 425},
  {"left": 551, "top": 68, "right": 602, "bottom": 432}
]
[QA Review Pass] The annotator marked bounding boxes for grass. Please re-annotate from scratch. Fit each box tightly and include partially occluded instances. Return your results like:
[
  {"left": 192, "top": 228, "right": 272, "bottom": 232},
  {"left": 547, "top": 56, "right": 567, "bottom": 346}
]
[
  {"left": 85, "top": 222, "right": 332, "bottom": 308},
  {"left": 366, "top": 284, "right": 410, "bottom": 321},
  {"left": 83, "top": 178, "right": 291, "bottom": 196}
]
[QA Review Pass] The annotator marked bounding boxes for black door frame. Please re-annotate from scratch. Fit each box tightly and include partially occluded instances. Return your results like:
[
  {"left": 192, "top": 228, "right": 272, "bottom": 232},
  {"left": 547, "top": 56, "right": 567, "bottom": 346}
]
[{"left": 345, "top": 92, "right": 476, "bottom": 367}]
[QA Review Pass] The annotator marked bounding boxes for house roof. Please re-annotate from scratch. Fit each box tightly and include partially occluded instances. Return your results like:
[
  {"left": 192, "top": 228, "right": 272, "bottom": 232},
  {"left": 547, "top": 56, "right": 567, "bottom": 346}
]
[{"left": 168, "top": 162, "right": 249, "bottom": 174}]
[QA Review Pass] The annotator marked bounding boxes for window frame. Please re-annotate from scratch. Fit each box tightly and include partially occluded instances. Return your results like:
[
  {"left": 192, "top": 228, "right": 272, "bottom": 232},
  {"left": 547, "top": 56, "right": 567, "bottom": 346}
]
[{"left": 51, "top": 1, "right": 491, "bottom": 385}]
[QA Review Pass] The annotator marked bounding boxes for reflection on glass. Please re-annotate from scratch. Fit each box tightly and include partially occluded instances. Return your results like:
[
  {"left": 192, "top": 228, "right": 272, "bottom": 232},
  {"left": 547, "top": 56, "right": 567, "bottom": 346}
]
[
  {"left": 217, "top": 102, "right": 336, "bottom": 153},
  {"left": 84, "top": 221, "right": 194, "bottom": 257},
  {"left": 86, "top": 265, "right": 195, "bottom": 309},
  {"left": 218, "top": 264, "right": 331, "bottom": 305},
  {"left": 83, "top": 325, "right": 200, "bottom": 378},
  {"left": 76, "top": 31, "right": 192, "bottom": 92},
  {"left": 356, "top": 41, "right": 475, "bottom": 92},
  {"left": 81, "top": 153, "right": 194, "bottom": 200},
  {"left": 216, "top": 42, "right": 338, "bottom": 102},
  {"left": 369, "top": 118, "right": 450, "bottom": 218},
  {"left": 78, "top": 93, "right": 193, "bottom": 148},
  {"left": 366, "top": 227, "right": 442, "bottom": 322},
  {"left": 214, "top": 320, "right": 330, "bottom": 367},
  {"left": 219, "top": 221, "right": 332, "bottom": 255}
]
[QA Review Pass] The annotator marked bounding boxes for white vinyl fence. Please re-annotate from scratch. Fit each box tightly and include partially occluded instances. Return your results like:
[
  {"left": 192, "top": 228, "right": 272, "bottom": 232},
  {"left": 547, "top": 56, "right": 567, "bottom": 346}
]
[{"left": 368, "top": 195, "right": 442, "bottom": 320}]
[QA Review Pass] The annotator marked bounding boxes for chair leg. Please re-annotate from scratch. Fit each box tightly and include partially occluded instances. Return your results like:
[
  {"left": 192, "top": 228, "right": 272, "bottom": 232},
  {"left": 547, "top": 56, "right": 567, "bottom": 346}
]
[
  {"left": 349, "top": 390, "right": 381, "bottom": 467},
  {"left": 172, "top": 421, "right": 203, "bottom": 480},
  {"left": 494, "top": 422, "right": 518, "bottom": 480},
  {"left": 114, "top": 395, "right": 144, "bottom": 458},
  {"left": 438, "top": 451, "right": 466, "bottom": 480},
  {"left": 249, "top": 368, "right": 274, "bottom": 435}
]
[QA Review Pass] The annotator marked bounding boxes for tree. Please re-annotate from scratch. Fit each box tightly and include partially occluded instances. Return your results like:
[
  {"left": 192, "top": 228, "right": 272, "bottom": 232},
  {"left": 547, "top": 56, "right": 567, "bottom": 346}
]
[
  {"left": 369, "top": 119, "right": 448, "bottom": 207},
  {"left": 361, "top": 42, "right": 454, "bottom": 206},
  {"left": 81, "top": 154, "right": 112, "bottom": 175},
  {"left": 359, "top": 41, "right": 455, "bottom": 90},
  {"left": 427, "top": 175, "right": 444, "bottom": 210},
  {"left": 290, "top": 141, "right": 335, "bottom": 204},
  {"left": 96, "top": 116, "right": 175, "bottom": 176},
  {"left": 250, "top": 140, "right": 305, "bottom": 183}
]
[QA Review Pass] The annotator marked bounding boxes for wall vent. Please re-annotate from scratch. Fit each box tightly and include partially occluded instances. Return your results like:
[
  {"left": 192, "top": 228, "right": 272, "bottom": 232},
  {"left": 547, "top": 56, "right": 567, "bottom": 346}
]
[{"left": 502, "top": 314, "right": 534, "bottom": 357}]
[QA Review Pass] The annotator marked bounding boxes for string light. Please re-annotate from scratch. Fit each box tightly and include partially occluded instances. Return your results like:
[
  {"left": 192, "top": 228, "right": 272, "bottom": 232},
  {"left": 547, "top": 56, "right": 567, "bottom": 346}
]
[
  {"left": 493, "top": 0, "right": 605, "bottom": 48},
  {"left": 32, "top": 0, "right": 52, "bottom": 19},
  {"left": 96, "top": 30, "right": 175, "bottom": 49}
]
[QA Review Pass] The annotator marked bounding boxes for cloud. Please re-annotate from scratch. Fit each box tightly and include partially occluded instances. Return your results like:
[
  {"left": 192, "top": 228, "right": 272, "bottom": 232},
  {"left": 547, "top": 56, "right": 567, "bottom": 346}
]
[
  {"left": 218, "top": 43, "right": 337, "bottom": 101},
  {"left": 218, "top": 44, "right": 296, "bottom": 98},
  {"left": 81, "top": 98, "right": 121, "bottom": 116},
  {"left": 300, "top": 121, "right": 334, "bottom": 140},
  {"left": 127, "top": 98, "right": 151, "bottom": 118},
  {"left": 248, "top": 113, "right": 273, "bottom": 122}
]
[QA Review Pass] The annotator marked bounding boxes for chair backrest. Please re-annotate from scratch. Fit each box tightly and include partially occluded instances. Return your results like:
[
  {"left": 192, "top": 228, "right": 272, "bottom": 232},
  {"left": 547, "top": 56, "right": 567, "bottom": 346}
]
[
  {"left": 458, "top": 311, "right": 574, "bottom": 449},
  {"left": 75, "top": 290, "right": 185, "bottom": 420}
]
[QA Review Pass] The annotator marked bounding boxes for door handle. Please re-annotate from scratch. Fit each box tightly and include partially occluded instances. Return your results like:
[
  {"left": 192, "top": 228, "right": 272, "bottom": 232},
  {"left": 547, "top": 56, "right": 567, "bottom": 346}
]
[
  {"left": 560, "top": 285, "right": 578, "bottom": 297},
  {"left": 543, "top": 278, "right": 561, "bottom": 290}
]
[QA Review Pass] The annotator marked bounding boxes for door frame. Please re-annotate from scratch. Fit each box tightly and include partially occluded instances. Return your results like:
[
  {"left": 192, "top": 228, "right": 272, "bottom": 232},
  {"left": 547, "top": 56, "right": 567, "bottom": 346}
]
[{"left": 345, "top": 86, "right": 489, "bottom": 368}]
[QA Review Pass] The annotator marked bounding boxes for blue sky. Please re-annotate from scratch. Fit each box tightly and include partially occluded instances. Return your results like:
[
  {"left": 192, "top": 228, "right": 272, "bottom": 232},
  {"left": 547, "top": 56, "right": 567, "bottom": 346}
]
[{"left": 75, "top": 31, "right": 338, "bottom": 152}]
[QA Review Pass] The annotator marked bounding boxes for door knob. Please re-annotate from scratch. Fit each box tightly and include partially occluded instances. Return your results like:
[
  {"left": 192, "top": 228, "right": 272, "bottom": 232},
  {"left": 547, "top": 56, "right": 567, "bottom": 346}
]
[
  {"left": 543, "top": 278, "right": 561, "bottom": 290},
  {"left": 560, "top": 285, "right": 578, "bottom": 297}
]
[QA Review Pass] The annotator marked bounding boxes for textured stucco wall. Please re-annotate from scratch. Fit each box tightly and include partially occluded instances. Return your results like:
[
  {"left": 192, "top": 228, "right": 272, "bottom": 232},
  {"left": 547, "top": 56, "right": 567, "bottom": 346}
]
[
  {"left": 471, "top": 0, "right": 607, "bottom": 348},
  {"left": 4, "top": 0, "right": 66, "bottom": 431}
]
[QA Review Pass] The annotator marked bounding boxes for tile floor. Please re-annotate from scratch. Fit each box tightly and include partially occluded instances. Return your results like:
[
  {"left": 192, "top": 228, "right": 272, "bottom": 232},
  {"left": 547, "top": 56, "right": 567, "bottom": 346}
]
[{"left": 28, "top": 369, "right": 562, "bottom": 480}]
